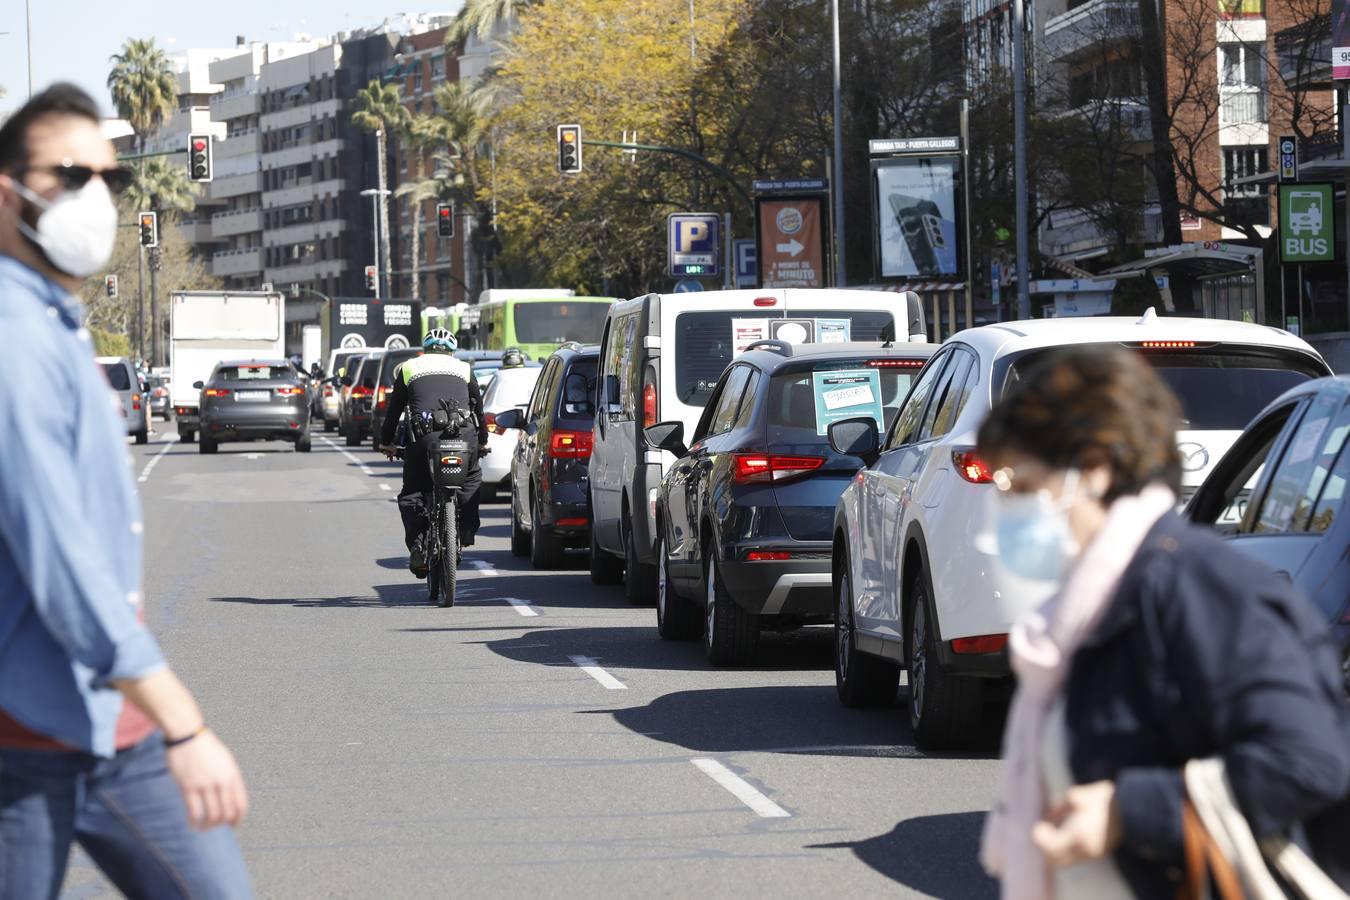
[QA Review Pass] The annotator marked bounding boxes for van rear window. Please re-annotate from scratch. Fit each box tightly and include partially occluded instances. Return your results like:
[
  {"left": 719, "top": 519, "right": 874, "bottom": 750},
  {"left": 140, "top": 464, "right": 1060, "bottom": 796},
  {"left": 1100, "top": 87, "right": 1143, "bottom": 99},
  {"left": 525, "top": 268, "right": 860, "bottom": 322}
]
[
  {"left": 101, "top": 363, "right": 131, "bottom": 391},
  {"left": 674, "top": 310, "right": 896, "bottom": 406}
]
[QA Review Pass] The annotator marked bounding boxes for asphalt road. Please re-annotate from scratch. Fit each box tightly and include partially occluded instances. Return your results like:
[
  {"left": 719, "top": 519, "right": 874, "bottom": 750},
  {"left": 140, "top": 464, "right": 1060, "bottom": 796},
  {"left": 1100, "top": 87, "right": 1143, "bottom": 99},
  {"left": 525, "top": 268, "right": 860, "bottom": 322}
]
[{"left": 62, "top": 429, "right": 1002, "bottom": 899}]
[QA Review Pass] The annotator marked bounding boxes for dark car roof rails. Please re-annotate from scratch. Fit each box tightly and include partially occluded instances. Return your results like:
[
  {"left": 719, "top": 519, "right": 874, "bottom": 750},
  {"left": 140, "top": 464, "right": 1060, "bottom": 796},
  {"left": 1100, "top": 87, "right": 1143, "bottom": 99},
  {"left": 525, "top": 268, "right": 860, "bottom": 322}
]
[{"left": 743, "top": 339, "right": 794, "bottom": 356}]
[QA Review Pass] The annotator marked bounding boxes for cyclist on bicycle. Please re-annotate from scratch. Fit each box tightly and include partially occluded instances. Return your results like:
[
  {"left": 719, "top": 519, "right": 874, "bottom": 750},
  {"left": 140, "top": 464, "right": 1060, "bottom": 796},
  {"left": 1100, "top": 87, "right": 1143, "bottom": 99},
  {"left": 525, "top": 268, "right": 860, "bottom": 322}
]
[{"left": 380, "top": 329, "right": 489, "bottom": 577}]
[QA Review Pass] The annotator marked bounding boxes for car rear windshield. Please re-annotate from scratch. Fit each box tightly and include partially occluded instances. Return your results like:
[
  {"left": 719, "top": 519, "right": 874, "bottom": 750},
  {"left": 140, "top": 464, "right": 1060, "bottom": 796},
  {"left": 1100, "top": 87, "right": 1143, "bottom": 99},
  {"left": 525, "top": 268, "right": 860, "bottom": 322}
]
[
  {"left": 674, "top": 309, "right": 897, "bottom": 406},
  {"left": 557, "top": 356, "right": 599, "bottom": 420},
  {"left": 767, "top": 358, "right": 920, "bottom": 445},
  {"left": 215, "top": 365, "right": 292, "bottom": 381},
  {"left": 101, "top": 363, "right": 131, "bottom": 391},
  {"left": 380, "top": 351, "right": 421, "bottom": 386},
  {"left": 1001, "top": 345, "right": 1326, "bottom": 431},
  {"left": 514, "top": 301, "right": 610, "bottom": 344},
  {"left": 486, "top": 369, "right": 542, "bottom": 410}
]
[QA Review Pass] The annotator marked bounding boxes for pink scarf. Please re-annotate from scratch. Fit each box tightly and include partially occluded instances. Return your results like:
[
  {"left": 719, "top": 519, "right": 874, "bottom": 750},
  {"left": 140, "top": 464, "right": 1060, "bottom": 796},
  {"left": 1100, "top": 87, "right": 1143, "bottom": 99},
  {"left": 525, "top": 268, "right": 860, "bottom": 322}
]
[{"left": 979, "top": 485, "right": 1176, "bottom": 900}]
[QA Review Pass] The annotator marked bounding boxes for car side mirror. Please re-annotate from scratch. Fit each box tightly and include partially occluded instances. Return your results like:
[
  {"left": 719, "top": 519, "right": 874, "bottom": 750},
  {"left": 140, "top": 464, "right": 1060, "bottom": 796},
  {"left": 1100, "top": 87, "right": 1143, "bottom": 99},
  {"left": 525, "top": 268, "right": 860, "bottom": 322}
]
[
  {"left": 192, "top": 380, "right": 204, "bottom": 390},
  {"left": 644, "top": 421, "right": 687, "bottom": 457},
  {"left": 494, "top": 408, "right": 524, "bottom": 431},
  {"left": 829, "top": 417, "right": 881, "bottom": 466}
]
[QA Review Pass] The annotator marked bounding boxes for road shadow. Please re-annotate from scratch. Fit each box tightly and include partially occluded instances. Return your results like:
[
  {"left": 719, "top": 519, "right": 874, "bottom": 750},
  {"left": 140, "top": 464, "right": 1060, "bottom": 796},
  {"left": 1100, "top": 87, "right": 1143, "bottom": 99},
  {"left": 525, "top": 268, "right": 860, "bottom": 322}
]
[
  {"left": 210, "top": 582, "right": 428, "bottom": 608},
  {"left": 809, "top": 812, "right": 995, "bottom": 896},
  {"left": 376, "top": 556, "right": 408, "bottom": 570},
  {"left": 485, "top": 625, "right": 834, "bottom": 672},
  {"left": 464, "top": 572, "right": 636, "bottom": 609}
]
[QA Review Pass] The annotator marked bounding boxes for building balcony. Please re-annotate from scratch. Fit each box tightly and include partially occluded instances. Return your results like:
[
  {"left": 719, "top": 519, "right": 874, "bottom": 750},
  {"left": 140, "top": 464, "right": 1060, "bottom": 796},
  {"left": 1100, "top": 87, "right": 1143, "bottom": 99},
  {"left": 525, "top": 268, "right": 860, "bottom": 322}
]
[
  {"left": 1043, "top": 0, "right": 1141, "bottom": 63},
  {"left": 1053, "top": 97, "right": 1152, "bottom": 141},
  {"left": 215, "top": 130, "right": 260, "bottom": 160},
  {"left": 264, "top": 258, "right": 346, "bottom": 286},
  {"left": 212, "top": 247, "right": 263, "bottom": 278},
  {"left": 1276, "top": 18, "right": 1331, "bottom": 90},
  {"left": 211, "top": 91, "right": 261, "bottom": 122},
  {"left": 263, "top": 139, "right": 342, "bottom": 171},
  {"left": 177, "top": 218, "right": 217, "bottom": 245},
  {"left": 211, "top": 207, "right": 263, "bottom": 238},
  {"left": 210, "top": 171, "right": 262, "bottom": 201},
  {"left": 260, "top": 99, "right": 341, "bottom": 131}
]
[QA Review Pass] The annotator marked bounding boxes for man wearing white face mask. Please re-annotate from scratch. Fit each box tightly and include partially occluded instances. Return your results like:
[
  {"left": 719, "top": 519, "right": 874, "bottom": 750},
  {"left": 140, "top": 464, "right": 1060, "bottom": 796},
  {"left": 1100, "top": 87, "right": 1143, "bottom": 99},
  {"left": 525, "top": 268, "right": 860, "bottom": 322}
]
[
  {"left": 974, "top": 345, "right": 1350, "bottom": 899},
  {"left": 0, "top": 84, "right": 252, "bottom": 898}
]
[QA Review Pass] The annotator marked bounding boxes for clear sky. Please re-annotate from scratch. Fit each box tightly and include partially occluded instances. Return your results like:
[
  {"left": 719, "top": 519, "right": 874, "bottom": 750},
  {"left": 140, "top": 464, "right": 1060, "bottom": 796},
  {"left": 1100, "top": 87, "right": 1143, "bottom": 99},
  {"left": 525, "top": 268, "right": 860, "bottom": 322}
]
[{"left": 0, "top": 1, "right": 463, "bottom": 119}]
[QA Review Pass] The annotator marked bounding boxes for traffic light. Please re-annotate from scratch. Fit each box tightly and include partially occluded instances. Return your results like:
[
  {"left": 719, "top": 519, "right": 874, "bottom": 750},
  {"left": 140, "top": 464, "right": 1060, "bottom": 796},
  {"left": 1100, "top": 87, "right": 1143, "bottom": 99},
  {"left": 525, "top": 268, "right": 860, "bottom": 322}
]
[
  {"left": 138, "top": 211, "right": 158, "bottom": 248},
  {"left": 187, "top": 134, "right": 213, "bottom": 182},
  {"left": 105, "top": 275, "right": 118, "bottom": 299},
  {"left": 436, "top": 202, "right": 454, "bottom": 238},
  {"left": 365, "top": 265, "right": 378, "bottom": 293},
  {"left": 557, "top": 124, "right": 582, "bottom": 174}
]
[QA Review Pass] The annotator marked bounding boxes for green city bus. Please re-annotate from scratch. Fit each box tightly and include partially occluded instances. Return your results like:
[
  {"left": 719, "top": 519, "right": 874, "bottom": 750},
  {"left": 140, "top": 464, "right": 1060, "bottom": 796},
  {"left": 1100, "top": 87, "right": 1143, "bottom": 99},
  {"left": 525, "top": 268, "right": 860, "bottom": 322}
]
[{"left": 476, "top": 292, "right": 616, "bottom": 361}]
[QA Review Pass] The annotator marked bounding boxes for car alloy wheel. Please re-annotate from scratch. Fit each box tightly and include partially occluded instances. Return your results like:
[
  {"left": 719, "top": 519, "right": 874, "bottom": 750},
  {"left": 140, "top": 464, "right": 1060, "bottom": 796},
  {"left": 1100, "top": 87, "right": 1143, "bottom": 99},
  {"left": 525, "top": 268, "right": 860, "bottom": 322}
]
[
  {"left": 704, "top": 562, "right": 717, "bottom": 654},
  {"left": 836, "top": 574, "right": 851, "bottom": 685},
  {"left": 910, "top": 600, "right": 928, "bottom": 724},
  {"left": 657, "top": 537, "right": 669, "bottom": 623}
]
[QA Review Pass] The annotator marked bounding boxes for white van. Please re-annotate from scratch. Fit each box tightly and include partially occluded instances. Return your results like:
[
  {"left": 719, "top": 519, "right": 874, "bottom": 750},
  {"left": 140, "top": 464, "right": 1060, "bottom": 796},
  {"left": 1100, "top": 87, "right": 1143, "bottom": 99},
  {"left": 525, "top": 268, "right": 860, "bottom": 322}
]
[{"left": 588, "top": 288, "right": 926, "bottom": 603}]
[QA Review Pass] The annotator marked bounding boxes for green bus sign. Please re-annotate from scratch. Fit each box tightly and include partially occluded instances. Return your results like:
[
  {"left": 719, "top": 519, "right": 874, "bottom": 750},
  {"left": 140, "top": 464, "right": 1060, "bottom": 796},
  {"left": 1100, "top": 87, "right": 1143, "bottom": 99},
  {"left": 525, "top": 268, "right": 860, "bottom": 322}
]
[{"left": 1279, "top": 183, "right": 1335, "bottom": 263}]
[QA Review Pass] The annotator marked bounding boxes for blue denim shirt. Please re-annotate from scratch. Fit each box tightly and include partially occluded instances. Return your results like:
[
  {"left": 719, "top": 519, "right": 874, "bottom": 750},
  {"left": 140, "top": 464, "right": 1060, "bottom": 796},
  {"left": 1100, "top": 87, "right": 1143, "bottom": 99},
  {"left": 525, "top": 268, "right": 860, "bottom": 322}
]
[{"left": 0, "top": 257, "right": 165, "bottom": 757}]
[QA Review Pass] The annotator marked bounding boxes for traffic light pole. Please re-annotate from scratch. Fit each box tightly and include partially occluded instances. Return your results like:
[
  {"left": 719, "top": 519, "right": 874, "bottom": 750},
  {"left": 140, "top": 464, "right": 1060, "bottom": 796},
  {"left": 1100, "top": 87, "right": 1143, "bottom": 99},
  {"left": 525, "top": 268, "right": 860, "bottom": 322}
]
[
  {"left": 136, "top": 246, "right": 145, "bottom": 364},
  {"left": 582, "top": 140, "right": 753, "bottom": 211}
]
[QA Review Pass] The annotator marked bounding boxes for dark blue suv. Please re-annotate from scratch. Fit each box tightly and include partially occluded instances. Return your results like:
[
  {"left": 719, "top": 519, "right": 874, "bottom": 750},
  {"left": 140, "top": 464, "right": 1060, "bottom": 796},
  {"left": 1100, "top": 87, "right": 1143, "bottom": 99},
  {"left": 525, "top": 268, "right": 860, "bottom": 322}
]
[{"left": 646, "top": 340, "right": 936, "bottom": 665}]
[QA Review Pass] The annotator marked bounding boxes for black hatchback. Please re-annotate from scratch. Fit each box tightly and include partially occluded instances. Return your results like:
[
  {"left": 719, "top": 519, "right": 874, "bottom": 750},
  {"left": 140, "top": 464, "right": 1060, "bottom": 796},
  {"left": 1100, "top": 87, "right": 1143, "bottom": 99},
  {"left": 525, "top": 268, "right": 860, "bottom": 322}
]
[
  {"left": 646, "top": 340, "right": 936, "bottom": 665},
  {"left": 370, "top": 348, "right": 422, "bottom": 451},
  {"left": 196, "top": 359, "right": 313, "bottom": 454},
  {"left": 496, "top": 343, "right": 599, "bottom": 569}
]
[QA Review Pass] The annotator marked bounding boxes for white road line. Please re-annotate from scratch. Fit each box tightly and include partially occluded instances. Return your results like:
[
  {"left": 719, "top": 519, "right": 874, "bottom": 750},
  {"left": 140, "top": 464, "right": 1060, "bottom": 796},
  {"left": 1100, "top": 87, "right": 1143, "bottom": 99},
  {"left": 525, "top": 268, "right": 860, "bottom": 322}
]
[
  {"left": 321, "top": 438, "right": 383, "bottom": 486},
  {"left": 379, "top": 483, "right": 391, "bottom": 491},
  {"left": 245, "top": 453, "right": 262, "bottom": 460},
  {"left": 504, "top": 597, "right": 539, "bottom": 617},
  {"left": 568, "top": 656, "right": 627, "bottom": 690},
  {"left": 467, "top": 560, "right": 499, "bottom": 577},
  {"left": 137, "top": 437, "right": 177, "bottom": 483},
  {"left": 690, "top": 759, "right": 791, "bottom": 819}
]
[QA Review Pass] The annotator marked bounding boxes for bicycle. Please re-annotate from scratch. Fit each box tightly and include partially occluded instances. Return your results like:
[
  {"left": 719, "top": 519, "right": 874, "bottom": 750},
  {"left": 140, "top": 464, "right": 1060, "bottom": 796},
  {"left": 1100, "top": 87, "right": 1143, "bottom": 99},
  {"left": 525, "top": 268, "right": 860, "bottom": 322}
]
[{"left": 423, "top": 400, "right": 478, "bottom": 608}]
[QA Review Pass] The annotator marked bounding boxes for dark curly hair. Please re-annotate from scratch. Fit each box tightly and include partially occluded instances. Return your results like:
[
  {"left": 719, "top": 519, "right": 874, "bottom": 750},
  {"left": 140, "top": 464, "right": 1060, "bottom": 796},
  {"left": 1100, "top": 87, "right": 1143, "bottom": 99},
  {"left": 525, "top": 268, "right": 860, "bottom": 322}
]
[{"left": 976, "top": 345, "right": 1183, "bottom": 503}]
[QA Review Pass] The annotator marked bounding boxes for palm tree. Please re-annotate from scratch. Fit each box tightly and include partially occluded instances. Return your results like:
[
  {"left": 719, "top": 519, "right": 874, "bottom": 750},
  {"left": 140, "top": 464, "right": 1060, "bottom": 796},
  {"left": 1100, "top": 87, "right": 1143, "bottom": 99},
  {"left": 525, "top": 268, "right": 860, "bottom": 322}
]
[
  {"left": 123, "top": 156, "right": 198, "bottom": 220},
  {"left": 107, "top": 39, "right": 179, "bottom": 156},
  {"left": 352, "top": 80, "right": 408, "bottom": 299},
  {"left": 448, "top": 0, "right": 535, "bottom": 45}
]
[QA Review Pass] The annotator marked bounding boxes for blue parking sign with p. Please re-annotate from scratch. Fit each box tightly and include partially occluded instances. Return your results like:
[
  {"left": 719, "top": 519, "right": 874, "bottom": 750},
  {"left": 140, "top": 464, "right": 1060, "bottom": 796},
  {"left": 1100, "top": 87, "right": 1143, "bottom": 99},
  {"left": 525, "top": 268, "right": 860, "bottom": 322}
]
[{"left": 668, "top": 213, "right": 721, "bottom": 278}]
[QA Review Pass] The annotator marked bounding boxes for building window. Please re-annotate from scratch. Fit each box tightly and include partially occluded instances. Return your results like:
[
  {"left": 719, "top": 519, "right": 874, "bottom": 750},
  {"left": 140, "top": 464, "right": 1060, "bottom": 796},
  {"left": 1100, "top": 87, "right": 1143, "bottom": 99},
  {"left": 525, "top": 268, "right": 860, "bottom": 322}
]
[
  {"left": 1223, "top": 145, "right": 1270, "bottom": 227},
  {"left": 1220, "top": 43, "right": 1266, "bottom": 88},
  {"left": 431, "top": 55, "right": 446, "bottom": 82},
  {"left": 413, "top": 67, "right": 423, "bottom": 93}
]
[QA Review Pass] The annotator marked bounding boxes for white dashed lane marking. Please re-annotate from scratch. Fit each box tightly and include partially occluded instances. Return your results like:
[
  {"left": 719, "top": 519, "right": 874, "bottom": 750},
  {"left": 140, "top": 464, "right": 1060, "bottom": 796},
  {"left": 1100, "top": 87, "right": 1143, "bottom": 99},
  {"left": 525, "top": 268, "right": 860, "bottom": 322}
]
[
  {"left": 690, "top": 759, "right": 791, "bottom": 819},
  {"left": 568, "top": 656, "right": 627, "bottom": 690},
  {"left": 137, "top": 437, "right": 178, "bottom": 484},
  {"left": 504, "top": 597, "right": 539, "bottom": 617}
]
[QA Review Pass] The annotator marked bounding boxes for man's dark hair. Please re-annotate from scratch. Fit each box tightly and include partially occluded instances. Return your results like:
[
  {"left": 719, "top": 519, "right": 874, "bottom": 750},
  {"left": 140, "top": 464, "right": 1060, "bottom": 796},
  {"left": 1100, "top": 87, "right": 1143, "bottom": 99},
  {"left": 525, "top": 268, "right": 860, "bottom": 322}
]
[{"left": 0, "top": 83, "right": 103, "bottom": 174}]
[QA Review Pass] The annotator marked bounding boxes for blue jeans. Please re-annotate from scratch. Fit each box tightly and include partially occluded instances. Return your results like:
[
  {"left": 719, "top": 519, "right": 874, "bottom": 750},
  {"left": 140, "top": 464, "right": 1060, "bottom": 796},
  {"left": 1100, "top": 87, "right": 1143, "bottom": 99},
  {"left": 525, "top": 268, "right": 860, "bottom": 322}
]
[{"left": 0, "top": 736, "right": 252, "bottom": 900}]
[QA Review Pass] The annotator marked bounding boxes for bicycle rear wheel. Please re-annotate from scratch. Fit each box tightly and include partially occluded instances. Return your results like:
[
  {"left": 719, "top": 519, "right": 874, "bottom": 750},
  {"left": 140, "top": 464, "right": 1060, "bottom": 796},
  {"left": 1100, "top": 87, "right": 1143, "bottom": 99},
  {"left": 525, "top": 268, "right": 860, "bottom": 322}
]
[
  {"left": 426, "top": 493, "right": 441, "bottom": 604},
  {"left": 438, "top": 496, "right": 458, "bottom": 608}
]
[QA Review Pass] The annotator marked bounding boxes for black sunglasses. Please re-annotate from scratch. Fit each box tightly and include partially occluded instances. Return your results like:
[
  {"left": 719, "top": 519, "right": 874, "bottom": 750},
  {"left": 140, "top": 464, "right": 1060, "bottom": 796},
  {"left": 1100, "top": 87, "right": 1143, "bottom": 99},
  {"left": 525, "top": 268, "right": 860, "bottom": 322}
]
[{"left": 21, "top": 163, "right": 135, "bottom": 195}]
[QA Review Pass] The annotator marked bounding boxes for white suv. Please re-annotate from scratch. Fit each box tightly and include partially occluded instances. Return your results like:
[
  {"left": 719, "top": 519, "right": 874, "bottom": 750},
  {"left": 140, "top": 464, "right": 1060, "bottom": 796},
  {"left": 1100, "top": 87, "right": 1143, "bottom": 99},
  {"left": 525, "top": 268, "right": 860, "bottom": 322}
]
[{"left": 828, "top": 312, "right": 1330, "bottom": 749}]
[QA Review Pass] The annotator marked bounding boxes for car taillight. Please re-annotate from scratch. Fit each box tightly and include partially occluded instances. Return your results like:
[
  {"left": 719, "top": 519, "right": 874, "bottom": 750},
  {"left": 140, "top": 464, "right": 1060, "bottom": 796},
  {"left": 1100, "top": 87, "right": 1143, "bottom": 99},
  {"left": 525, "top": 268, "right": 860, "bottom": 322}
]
[
  {"left": 753, "top": 296, "right": 778, "bottom": 307},
  {"left": 351, "top": 386, "right": 372, "bottom": 398},
  {"left": 275, "top": 386, "right": 306, "bottom": 396},
  {"left": 204, "top": 388, "right": 230, "bottom": 397},
  {"left": 745, "top": 551, "right": 792, "bottom": 561},
  {"left": 323, "top": 384, "right": 334, "bottom": 397},
  {"left": 555, "top": 517, "right": 589, "bottom": 527},
  {"left": 131, "top": 393, "right": 141, "bottom": 410},
  {"left": 866, "top": 359, "right": 926, "bottom": 368},
  {"left": 485, "top": 412, "right": 499, "bottom": 435},
  {"left": 951, "top": 634, "right": 1008, "bottom": 654},
  {"left": 732, "top": 454, "right": 825, "bottom": 484},
  {"left": 550, "top": 430, "right": 593, "bottom": 458},
  {"left": 642, "top": 381, "right": 657, "bottom": 429},
  {"left": 376, "top": 386, "right": 388, "bottom": 409},
  {"left": 952, "top": 450, "right": 993, "bottom": 484}
]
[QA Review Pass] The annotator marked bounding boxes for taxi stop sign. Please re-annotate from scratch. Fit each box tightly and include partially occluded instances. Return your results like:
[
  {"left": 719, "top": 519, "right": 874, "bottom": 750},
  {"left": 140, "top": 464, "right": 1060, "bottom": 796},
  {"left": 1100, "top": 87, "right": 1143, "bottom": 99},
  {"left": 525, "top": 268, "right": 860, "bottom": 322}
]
[{"left": 1279, "top": 183, "right": 1335, "bottom": 263}]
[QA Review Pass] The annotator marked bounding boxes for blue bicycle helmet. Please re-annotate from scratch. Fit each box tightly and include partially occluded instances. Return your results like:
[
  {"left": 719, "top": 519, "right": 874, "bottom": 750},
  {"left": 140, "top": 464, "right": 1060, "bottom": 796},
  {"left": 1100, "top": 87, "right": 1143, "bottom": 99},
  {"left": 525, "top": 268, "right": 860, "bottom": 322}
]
[{"left": 423, "top": 328, "right": 457, "bottom": 354}]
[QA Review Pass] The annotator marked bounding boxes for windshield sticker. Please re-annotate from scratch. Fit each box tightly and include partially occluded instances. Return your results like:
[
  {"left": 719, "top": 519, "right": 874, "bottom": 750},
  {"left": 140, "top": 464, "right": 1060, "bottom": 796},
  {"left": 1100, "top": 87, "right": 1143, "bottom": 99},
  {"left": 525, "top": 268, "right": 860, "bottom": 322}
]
[
  {"left": 732, "top": 318, "right": 769, "bottom": 354},
  {"left": 732, "top": 317, "right": 853, "bottom": 355},
  {"left": 816, "top": 319, "right": 851, "bottom": 342},
  {"left": 812, "top": 369, "right": 884, "bottom": 436}
]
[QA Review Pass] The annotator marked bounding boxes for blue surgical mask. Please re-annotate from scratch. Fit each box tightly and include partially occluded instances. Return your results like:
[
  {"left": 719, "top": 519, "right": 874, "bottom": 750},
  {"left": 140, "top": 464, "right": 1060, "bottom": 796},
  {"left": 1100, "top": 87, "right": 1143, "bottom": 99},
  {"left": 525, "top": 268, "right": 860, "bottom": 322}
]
[{"left": 994, "top": 470, "right": 1082, "bottom": 585}]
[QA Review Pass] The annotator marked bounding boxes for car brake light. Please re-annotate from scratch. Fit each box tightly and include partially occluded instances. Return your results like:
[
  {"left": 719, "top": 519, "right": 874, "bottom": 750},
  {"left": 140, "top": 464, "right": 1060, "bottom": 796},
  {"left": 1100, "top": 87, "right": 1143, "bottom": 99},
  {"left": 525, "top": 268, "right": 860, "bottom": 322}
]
[
  {"left": 733, "top": 454, "right": 825, "bottom": 484},
  {"left": 951, "top": 634, "right": 1008, "bottom": 654},
  {"left": 131, "top": 393, "right": 141, "bottom": 410},
  {"left": 485, "top": 412, "right": 500, "bottom": 434},
  {"left": 746, "top": 551, "right": 792, "bottom": 561},
  {"left": 1138, "top": 340, "right": 1197, "bottom": 349},
  {"left": 555, "top": 517, "right": 588, "bottom": 527},
  {"left": 376, "top": 386, "right": 388, "bottom": 409},
  {"left": 753, "top": 296, "right": 778, "bottom": 307},
  {"left": 550, "top": 430, "right": 593, "bottom": 458},
  {"left": 204, "top": 388, "right": 230, "bottom": 397},
  {"left": 952, "top": 450, "right": 993, "bottom": 484},
  {"left": 351, "top": 386, "right": 372, "bottom": 398},
  {"left": 323, "top": 384, "right": 334, "bottom": 397},
  {"left": 867, "top": 359, "right": 926, "bottom": 368},
  {"left": 275, "top": 386, "right": 306, "bottom": 396},
  {"left": 642, "top": 381, "right": 657, "bottom": 429}
]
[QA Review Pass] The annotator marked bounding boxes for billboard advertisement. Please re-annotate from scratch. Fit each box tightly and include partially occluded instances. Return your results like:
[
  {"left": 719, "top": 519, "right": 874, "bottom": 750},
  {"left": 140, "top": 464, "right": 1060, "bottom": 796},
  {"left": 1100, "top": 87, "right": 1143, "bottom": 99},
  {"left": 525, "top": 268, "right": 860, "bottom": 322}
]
[
  {"left": 756, "top": 197, "right": 827, "bottom": 288},
  {"left": 1335, "top": 0, "right": 1350, "bottom": 80},
  {"left": 331, "top": 298, "right": 423, "bottom": 350},
  {"left": 872, "top": 157, "right": 961, "bottom": 279}
]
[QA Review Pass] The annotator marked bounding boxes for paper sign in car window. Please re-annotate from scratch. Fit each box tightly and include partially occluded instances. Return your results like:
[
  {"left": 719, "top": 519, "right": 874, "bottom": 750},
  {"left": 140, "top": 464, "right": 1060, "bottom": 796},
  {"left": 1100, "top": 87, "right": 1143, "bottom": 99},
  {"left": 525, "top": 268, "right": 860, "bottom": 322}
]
[
  {"left": 732, "top": 318, "right": 770, "bottom": 354},
  {"left": 812, "top": 369, "right": 884, "bottom": 436},
  {"left": 816, "top": 319, "right": 851, "bottom": 342}
]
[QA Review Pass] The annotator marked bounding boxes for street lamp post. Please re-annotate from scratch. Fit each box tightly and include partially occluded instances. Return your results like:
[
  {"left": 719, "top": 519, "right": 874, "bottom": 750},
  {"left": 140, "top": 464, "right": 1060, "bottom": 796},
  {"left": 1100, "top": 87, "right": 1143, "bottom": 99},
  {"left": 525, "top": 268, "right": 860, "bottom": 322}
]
[
  {"left": 830, "top": 0, "right": 847, "bottom": 287},
  {"left": 360, "top": 188, "right": 391, "bottom": 300}
]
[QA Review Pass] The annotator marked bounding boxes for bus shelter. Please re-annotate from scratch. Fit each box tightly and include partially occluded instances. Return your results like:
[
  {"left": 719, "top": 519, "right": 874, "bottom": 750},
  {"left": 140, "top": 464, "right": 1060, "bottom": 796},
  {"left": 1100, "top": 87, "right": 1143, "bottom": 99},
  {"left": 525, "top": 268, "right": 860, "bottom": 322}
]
[{"left": 1100, "top": 242, "right": 1267, "bottom": 324}]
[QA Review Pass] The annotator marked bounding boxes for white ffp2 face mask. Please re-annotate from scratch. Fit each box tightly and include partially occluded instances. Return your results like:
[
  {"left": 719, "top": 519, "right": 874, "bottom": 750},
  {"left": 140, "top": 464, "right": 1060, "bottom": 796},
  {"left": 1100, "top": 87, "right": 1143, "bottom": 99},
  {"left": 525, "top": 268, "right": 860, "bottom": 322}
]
[{"left": 12, "top": 178, "right": 119, "bottom": 278}]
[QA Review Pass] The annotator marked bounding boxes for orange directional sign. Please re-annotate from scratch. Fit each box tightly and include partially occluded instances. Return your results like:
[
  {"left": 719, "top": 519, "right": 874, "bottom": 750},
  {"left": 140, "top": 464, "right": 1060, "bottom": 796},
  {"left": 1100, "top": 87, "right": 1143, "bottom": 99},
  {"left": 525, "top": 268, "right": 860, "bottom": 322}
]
[{"left": 757, "top": 197, "right": 825, "bottom": 288}]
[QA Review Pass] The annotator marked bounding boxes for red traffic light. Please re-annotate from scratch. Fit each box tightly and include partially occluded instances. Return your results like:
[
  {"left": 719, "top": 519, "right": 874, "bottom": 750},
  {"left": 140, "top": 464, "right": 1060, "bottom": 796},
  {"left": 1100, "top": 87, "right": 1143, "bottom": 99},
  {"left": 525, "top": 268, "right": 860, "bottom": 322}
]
[{"left": 192, "top": 139, "right": 207, "bottom": 152}]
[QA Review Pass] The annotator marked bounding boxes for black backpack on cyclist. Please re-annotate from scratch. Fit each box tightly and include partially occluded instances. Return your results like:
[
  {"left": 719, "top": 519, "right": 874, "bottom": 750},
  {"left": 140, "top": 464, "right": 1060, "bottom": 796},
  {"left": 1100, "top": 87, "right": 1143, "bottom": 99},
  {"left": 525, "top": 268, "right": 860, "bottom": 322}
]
[{"left": 427, "top": 401, "right": 477, "bottom": 491}]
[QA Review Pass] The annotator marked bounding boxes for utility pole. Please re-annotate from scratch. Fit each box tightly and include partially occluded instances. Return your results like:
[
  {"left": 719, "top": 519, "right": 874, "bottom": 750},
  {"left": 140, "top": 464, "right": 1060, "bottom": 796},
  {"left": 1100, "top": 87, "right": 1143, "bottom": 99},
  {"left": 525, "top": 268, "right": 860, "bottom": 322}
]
[
  {"left": 1012, "top": 0, "right": 1030, "bottom": 319},
  {"left": 830, "top": 0, "right": 847, "bottom": 287},
  {"left": 136, "top": 246, "right": 145, "bottom": 363},
  {"left": 149, "top": 247, "right": 162, "bottom": 367}
]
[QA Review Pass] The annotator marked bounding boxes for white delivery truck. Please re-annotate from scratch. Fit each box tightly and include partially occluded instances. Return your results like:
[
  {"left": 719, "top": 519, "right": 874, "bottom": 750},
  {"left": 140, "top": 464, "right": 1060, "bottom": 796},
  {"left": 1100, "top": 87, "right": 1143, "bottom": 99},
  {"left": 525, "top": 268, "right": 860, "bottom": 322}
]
[{"left": 170, "top": 291, "right": 285, "bottom": 444}]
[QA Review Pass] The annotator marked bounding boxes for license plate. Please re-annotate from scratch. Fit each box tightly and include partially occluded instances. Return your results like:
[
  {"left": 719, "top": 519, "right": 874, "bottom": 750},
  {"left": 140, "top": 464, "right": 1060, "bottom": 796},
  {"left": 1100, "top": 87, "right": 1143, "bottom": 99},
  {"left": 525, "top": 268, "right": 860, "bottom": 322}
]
[{"left": 236, "top": 390, "right": 270, "bottom": 402}]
